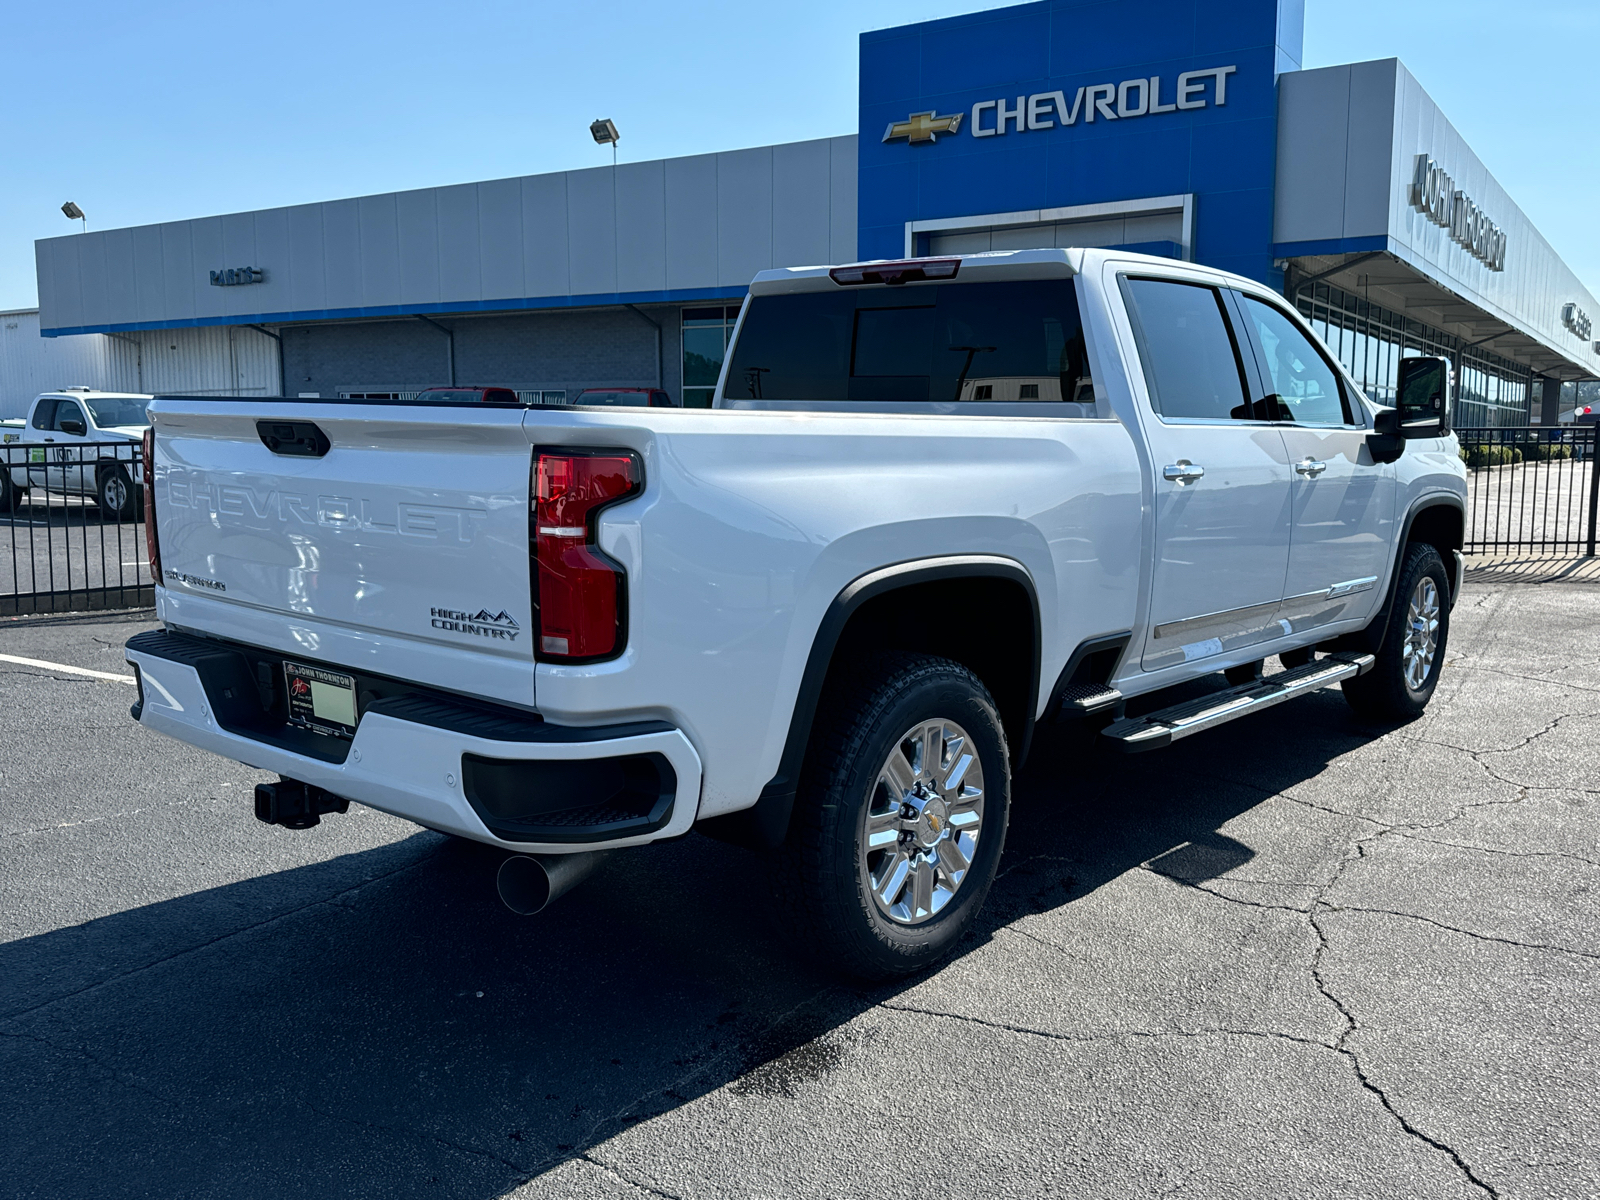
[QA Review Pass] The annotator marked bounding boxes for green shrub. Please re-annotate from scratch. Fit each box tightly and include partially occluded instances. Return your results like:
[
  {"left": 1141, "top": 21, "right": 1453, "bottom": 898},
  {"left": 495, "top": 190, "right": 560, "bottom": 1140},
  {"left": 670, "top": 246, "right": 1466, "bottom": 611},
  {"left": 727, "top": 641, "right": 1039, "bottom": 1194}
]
[{"left": 1463, "top": 444, "right": 1523, "bottom": 468}]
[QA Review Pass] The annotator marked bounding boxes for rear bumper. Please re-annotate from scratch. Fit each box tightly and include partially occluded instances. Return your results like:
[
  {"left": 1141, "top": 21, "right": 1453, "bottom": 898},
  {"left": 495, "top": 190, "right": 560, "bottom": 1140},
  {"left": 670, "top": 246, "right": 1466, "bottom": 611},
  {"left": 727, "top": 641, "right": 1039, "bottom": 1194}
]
[{"left": 125, "top": 633, "right": 702, "bottom": 853}]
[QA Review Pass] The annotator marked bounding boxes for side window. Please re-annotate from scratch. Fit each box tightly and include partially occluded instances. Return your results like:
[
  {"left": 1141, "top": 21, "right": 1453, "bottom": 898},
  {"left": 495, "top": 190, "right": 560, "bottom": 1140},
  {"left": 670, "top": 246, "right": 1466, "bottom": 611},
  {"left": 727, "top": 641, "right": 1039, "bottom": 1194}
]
[
  {"left": 31, "top": 399, "right": 57, "bottom": 430},
  {"left": 54, "top": 401, "right": 87, "bottom": 432},
  {"left": 1241, "top": 297, "right": 1352, "bottom": 426},
  {"left": 1119, "top": 278, "right": 1250, "bottom": 421}
]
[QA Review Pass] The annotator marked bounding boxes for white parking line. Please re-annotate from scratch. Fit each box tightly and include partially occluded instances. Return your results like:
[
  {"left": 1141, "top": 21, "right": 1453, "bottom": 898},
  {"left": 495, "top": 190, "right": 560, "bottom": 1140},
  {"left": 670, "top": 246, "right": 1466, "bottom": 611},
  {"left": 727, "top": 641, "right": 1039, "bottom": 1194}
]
[{"left": 0, "top": 652, "right": 138, "bottom": 684}]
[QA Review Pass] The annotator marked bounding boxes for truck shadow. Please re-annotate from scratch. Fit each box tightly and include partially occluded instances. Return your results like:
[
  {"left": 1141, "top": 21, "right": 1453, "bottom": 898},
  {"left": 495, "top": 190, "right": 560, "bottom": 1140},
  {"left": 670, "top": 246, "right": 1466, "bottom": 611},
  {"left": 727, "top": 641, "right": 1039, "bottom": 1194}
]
[{"left": 0, "top": 689, "right": 1374, "bottom": 1199}]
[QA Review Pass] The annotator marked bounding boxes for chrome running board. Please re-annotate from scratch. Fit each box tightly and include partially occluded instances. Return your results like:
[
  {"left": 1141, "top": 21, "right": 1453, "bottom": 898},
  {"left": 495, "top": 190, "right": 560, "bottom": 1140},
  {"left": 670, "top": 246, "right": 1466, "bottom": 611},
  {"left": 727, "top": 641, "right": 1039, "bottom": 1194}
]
[{"left": 1100, "top": 651, "right": 1375, "bottom": 753}]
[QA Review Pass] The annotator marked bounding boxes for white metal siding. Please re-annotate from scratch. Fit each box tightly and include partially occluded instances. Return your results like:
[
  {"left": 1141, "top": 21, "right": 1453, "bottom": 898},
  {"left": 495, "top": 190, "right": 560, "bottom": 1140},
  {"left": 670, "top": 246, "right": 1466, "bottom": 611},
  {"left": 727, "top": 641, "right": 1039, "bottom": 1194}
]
[
  {"left": 0, "top": 310, "right": 135, "bottom": 418},
  {"left": 0, "top": 310, "right": 279, "bottom": 415},
  {"left": 135, "top": 324, "right": 280, "bottom": 396}
]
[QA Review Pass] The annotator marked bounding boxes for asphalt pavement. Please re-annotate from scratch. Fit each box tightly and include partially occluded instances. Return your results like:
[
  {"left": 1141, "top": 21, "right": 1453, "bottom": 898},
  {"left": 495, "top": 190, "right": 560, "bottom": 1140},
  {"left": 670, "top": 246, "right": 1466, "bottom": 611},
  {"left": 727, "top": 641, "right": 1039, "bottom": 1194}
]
[{"left": 1, "top": 579, "right": 1597, "bottom": 1199}]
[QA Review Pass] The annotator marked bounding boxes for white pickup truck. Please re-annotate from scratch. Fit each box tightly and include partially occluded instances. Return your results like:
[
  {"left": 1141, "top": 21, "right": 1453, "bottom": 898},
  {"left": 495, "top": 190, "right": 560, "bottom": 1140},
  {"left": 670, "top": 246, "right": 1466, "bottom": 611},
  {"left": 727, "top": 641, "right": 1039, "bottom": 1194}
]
[
  {"left": 0, "top": 389, "right": 151, "bottom": 518},
  {"left": 125, "top": 249, "right": 1465, "bottom": 979}
]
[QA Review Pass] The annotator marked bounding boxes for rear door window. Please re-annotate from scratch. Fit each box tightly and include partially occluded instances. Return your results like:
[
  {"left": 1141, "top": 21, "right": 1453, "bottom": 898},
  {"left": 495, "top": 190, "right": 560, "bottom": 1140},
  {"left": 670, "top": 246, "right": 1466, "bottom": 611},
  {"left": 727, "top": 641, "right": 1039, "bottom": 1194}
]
[
  {"left": 722, "top": 279, "right": 1091, "bottom": 407},
  {"left": 1118, "top": 277, "right": 1251, "bottom": 422},
  {"left": 31, "top": 399, "right": 57, "bottom": 430}
]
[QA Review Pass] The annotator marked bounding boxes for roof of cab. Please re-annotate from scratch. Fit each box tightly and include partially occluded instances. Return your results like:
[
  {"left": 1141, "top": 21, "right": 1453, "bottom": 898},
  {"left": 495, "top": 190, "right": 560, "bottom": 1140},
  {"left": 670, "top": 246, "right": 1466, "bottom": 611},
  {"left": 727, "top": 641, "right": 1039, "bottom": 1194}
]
[{"left": 746, "top": 246, "right": 1243, "bottom": 297}]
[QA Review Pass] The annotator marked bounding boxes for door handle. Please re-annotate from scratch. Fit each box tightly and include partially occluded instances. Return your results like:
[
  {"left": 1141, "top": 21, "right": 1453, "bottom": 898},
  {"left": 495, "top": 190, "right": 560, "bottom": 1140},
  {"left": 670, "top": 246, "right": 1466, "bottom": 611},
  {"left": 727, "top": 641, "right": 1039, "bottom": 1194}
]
[
  {"left": 1163, "top": 461, "right": 1205, "bottom": 484},
  {"left": 1294, "top": 458, "right": 1327, "bottom": 478}
]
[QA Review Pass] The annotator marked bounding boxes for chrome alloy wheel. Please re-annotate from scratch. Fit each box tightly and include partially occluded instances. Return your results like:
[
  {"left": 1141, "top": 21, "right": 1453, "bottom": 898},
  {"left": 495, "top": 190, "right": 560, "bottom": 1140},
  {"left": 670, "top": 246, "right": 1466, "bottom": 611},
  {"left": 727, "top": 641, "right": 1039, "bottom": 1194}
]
[
  {"left": 103, "top": 474, "right": 129, "bottom": 511},
  {"left": 1402, "top": 576, "right": 1441, "bottom": 692},
  {"left": 862, "top": 718, "right": 985, "bottom": 926}
]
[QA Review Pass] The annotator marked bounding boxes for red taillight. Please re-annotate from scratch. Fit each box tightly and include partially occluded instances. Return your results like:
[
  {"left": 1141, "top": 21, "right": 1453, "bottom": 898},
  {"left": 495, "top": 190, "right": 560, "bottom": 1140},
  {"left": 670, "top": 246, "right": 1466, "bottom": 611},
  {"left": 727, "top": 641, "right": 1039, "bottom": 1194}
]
[
  {"left": 142, "top": 427, "right": 162, "bottom": 583},
  {"left": 532, "top": 450, "right": 641, "bottom": 661}
]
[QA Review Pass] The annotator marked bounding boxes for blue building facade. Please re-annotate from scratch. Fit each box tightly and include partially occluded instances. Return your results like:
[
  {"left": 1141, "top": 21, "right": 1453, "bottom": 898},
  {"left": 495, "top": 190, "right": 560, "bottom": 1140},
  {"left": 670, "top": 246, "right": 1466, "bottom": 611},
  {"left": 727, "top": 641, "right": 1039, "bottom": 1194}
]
[{"left": 858, "top": 0, "right": 1301, "bottom": 285}]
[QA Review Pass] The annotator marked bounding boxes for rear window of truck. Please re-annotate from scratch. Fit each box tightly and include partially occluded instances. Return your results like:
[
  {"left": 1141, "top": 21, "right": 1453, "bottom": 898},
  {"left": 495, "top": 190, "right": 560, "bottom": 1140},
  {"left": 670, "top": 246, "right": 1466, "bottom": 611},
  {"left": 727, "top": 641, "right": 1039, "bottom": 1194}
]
[{"left": 722, "top": 279, "right": 1090, "bottom": 406}]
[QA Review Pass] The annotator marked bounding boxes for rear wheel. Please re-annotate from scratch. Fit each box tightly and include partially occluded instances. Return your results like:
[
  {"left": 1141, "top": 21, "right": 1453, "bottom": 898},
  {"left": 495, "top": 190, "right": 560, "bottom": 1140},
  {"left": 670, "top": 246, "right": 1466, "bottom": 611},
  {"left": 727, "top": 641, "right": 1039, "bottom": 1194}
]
[
  {"left": 1343, "top": 543, "right": 1450, "bottom": 721},
  {"left": 96, "top": 464, "right": 137, "bottom": 521},
  {"left": 0, "top": 470, "right": 24, "bottom": 514},
  {"left": 779, "top": 653, "right": 1010, "bottom": 981},
  {"left": 1279, "top": 646, "right": 1316, "bottom": 670},
  {"left": 1224, "top": 660, "right": 1263, "bottom": 686}
]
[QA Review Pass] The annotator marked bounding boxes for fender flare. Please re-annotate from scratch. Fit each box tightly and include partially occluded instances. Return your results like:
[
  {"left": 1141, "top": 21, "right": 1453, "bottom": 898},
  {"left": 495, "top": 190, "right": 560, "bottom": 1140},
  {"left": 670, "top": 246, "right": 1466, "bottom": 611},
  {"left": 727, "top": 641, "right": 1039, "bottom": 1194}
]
[
  {"left": 698, "top": 554, "right": 1041, "bottom": 850},
  {"left": 1340, "top": 493, "right": 1466, "bottom": 654}
]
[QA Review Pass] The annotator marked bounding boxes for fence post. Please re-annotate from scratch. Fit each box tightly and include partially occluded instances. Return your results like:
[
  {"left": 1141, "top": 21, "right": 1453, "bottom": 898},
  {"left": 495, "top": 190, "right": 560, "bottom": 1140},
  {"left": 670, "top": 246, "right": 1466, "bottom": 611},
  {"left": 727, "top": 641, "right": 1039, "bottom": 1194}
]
[{"left": 1588, "top": 429, "right": 1600, "bottom": 558}]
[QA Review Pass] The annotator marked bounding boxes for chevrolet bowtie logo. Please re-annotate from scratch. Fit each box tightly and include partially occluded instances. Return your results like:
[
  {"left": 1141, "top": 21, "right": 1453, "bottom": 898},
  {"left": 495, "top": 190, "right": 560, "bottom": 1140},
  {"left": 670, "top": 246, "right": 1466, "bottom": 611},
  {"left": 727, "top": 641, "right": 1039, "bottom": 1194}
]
[{"left": 882, "top": 110, "right": 964, "bottom": 144}]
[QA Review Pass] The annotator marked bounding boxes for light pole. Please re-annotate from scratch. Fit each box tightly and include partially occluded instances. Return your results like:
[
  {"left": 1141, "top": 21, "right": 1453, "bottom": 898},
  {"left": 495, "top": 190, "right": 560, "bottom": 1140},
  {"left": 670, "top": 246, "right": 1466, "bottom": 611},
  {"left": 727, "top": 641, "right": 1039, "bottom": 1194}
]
[
  {"left": 61, "top": 201, "right": 87, "bottom": 233},
  {"left": 590, "top": 119, "right": 619, "bottom": 167}
]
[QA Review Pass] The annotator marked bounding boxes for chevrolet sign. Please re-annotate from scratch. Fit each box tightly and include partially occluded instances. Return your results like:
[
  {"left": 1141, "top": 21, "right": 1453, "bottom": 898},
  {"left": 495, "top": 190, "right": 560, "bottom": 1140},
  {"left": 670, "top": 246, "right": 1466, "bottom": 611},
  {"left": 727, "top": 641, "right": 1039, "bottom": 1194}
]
[
  {"left": 883, "top": 111, "right": 964, "bottom": 144},
  {"left": 882, "top": 66, "right": 1236, "bottom": 147}
]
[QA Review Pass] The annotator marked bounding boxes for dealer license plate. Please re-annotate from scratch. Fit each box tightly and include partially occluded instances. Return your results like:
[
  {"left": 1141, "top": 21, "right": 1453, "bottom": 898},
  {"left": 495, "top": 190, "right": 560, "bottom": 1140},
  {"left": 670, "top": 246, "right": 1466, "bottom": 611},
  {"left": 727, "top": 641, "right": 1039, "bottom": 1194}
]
[{"left": 283, "top": 661, "right": 359, "bottom": 739}]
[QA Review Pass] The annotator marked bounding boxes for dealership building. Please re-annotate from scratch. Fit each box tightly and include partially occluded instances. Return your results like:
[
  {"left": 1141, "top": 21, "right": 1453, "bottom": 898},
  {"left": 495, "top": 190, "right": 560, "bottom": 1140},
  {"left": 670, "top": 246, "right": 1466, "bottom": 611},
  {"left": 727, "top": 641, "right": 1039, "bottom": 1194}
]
[{"left": 29, "top": 0, "right": 1599, "bottom": 425}]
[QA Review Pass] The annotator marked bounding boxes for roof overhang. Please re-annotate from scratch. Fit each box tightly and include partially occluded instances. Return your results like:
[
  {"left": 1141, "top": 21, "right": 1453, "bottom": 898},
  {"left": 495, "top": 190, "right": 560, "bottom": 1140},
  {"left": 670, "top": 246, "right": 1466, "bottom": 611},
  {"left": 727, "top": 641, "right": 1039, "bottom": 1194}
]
[{"left": 1277, "top": 243, "right": 1597, "bottom": 382}]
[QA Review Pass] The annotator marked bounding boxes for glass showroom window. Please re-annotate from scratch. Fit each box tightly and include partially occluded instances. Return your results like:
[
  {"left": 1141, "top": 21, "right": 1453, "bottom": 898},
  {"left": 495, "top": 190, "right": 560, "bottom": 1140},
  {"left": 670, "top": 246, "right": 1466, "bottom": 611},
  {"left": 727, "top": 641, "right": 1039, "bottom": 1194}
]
[{"left": 682, "top": 307, "right": 739, "bottom": 408}]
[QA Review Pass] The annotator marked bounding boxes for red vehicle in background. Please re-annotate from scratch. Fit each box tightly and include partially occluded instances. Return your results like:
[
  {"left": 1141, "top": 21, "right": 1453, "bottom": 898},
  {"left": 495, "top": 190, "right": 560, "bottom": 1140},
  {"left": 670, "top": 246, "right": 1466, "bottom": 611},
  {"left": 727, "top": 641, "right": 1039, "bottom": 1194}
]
[{"left": 574, "top": 388, "right": 677, "bottom": 407}]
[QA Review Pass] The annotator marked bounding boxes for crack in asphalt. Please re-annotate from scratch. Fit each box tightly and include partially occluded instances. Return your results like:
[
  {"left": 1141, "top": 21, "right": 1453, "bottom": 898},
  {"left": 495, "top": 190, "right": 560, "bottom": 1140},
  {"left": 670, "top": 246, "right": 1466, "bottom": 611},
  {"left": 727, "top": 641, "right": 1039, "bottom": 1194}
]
[
  {"left": 299, "top": 1099, "right": 534, "bottom": 1180},
  {"left": 1305, "top": 805, "right": 1508, "bottom": 1198},
  {"left": 1407, "top": 707, "right": 1597, "bottom": 761},
  {"left": 1324, "top": 904, "right": 1600, "bottom": 963},
  {"left": 0, "top": 795, "right": 207, "bottom": 839},
  {"left": 1387, "top": 830, "right": 1600, "bottom": 871},
  {"left": 0, "top": 1028, "right": 176, "bottom": 1108},
  {"left": 1138, "top": 865, "right": 1313, "bottom": 915},
  {"left": 1309, "top": 902, "right": 1501, "bottom": 1199},
  {"left": 879, "top": 1000, "right": 1339, "bottom": 1054},
  {"left": 1460, "top": 662, "right": 1600, "bottom": 697},
  {"left": 576, "top": 1153, "right": 687, "bottom": 1199}
]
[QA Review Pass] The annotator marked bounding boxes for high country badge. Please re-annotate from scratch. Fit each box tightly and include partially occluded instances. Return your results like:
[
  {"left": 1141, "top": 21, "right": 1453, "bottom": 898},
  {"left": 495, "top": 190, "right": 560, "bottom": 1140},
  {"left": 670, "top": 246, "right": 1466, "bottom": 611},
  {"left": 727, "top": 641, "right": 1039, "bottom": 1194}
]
[{"left": 430, "top": 607, "right": 520, "bottom": 641}]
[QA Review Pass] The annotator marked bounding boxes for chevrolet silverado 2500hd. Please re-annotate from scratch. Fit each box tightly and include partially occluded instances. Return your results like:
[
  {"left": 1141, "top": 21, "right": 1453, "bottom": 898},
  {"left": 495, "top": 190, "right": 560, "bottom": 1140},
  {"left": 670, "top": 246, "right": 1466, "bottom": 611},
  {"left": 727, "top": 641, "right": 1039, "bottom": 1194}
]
[{"left": 125, "top": 249, "right": 1466, "bottom": 979}]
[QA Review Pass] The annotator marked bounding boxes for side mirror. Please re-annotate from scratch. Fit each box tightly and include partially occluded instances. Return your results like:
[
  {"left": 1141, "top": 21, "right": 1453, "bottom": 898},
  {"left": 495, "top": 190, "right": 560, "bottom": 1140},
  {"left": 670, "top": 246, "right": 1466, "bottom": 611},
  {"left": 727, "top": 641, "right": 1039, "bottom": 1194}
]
[
  {"left": 1395, "top": 355, "right": 1453, "bottom": 438},
  {"left": 1367, "top": 408, "right": 1404, "bottom": 464},
  {"left": 58, "top": 418, "right": 86, "bottom": 436}
]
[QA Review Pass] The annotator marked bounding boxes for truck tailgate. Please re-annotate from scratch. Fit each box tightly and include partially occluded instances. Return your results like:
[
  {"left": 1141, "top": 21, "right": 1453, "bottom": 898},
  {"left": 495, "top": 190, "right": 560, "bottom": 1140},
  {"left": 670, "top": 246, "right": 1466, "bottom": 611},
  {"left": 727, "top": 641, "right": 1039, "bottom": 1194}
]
[{"left": 151, "top": 401, "right": 535, "bottom": 702}]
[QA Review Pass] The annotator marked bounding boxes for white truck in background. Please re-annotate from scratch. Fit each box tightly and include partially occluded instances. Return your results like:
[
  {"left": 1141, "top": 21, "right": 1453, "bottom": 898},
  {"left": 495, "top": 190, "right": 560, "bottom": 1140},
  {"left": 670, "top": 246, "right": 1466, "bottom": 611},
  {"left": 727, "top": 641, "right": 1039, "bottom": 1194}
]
[
  {"left": 1, "top": 388, "right": 151, "bottom": 518},
  {"left": 124, "top": 249, "right": 1465, "bottom": 979}
]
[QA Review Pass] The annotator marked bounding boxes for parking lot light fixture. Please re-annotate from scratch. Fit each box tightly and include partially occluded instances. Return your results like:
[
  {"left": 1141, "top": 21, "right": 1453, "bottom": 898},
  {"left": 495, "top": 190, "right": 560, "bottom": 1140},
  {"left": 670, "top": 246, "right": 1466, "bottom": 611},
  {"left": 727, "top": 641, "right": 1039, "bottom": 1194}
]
[
  {"left": 590, "top": 119, "right": 619, "bottom": 166},
  {"left": 61, "top": 201, "right": 86, "bottom": 232}
]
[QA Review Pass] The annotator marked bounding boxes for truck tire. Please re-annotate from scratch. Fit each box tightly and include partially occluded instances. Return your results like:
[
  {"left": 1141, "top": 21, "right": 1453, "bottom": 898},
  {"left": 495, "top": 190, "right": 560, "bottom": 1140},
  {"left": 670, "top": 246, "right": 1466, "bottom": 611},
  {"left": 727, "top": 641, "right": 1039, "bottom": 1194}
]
[
  {"left": 0, "top": 469, "right": 24, "bottom": 514},
  {"left": 1342, "top": 543, "right": 1451, "bottom": 722},
  {"left": 1279, "top": 646, "right": 1316, "bottom": 669},
  {"left": 95, "top": 464, "right": 138, "bottom": 522},
  {"left": 778, "top": 652, "right": 1011, "bottom": 981}
]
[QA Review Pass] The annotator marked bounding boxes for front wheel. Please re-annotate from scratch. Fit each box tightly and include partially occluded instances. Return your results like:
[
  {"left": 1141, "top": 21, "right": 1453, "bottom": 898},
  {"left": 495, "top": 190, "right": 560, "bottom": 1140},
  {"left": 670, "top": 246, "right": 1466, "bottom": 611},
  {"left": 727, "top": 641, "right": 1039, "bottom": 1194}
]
[
  {"left": 779, "top": 653, "right": 1011, "bottom": 981},
  {"left": 1343, "top": 543, "right": 1451, "bottom": 721}
]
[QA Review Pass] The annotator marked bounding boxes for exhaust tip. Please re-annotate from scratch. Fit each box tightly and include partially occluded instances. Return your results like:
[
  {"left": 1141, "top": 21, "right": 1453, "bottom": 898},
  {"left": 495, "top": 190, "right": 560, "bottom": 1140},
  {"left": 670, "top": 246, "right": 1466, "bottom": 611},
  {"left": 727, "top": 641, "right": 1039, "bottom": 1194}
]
[{"left": 496, "top": 855, "right": 554, "bottom": 915}]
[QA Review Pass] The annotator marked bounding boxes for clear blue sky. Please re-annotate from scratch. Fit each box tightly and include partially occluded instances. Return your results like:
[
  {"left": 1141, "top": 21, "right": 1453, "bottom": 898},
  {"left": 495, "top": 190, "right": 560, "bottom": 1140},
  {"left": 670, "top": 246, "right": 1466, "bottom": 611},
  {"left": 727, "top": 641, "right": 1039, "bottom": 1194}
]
[{"left": 4, "top": 0, "right": 1594, "bottom": 311}]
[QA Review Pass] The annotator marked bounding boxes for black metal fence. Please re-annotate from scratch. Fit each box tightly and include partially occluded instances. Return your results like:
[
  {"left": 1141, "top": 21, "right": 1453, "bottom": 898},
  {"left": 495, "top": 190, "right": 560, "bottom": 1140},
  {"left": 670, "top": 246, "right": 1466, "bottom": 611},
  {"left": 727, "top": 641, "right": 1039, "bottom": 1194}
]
[
  {"left": 1458, "top": 425, "right": 1599, "bottom": 556},
  {"left": 0, "top": 441, "right": 154, "bottom": 616},
  {"left": 0, "top": 428, "right": 1595, "bottom": 617}
]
